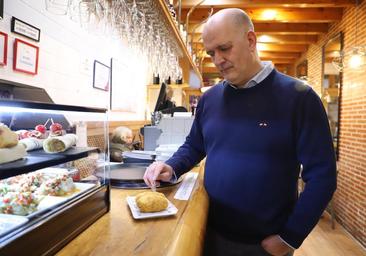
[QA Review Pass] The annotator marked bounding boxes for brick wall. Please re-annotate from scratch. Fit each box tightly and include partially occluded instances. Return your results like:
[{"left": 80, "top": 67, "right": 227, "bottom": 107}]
[{"left": 303, "top": 2, "right": 366, "bottom": 247}]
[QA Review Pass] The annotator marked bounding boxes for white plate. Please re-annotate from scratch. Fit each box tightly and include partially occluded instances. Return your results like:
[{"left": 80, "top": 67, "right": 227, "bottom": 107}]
[
  {"left": 37, "top": 196, "right": 68, "bottom": 211},
  {"left": 27, "top": 182, "right": 96, "bottom": 218},
  {"left": 126, "top": 196, "right": 178, "bottom": 219},
  {"left": 68, "top": 182, "right": 96, "bottom": 197},
  {"left": 0, "top": 214, "right": 28, "bottom": 236},
  {"left": 38, "top": 167, "right": 69, "bottom": 176}
]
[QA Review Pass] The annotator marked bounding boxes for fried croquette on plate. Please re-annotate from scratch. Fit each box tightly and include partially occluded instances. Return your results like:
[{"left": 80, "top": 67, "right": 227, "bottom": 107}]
[{"left": 135, "top": 191, "right": 168, "bottom": 213}]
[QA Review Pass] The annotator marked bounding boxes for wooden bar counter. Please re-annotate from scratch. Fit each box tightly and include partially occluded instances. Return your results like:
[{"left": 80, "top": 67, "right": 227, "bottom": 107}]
[{"left": 57, "top": 164, "right": 208, "bottom": 256}]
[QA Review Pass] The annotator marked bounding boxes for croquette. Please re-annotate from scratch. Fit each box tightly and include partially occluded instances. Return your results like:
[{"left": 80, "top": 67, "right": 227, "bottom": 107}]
[{"left": 135, "top": 191, "right": 168, "bottom": 213}]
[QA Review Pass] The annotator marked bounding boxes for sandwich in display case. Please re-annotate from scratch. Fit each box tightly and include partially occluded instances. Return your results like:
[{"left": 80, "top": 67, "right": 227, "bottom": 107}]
[{"left": 0, "top": 99, "right": 110, "bottom": 255}]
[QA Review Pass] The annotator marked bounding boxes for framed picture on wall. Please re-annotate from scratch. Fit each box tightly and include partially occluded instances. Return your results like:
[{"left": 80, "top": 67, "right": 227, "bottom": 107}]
[
  {"left": 11, "top": 17, "right": 41, "bottom": 42},
  {"left": 0, "top": 31, "right": 7, "bottom": 65},
  {"left": 13, "top": 38, "right": 39, "bottom": 75},
  {"left": 0, "top": 0, "right": 3, "bottom": 20},
  {"left": 93, "top": 60, "right": 110, "bottom": 92}
]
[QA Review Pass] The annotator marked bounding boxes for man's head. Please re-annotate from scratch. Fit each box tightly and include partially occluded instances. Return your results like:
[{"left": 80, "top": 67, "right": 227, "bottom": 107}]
[{"left": 202, "top": 8, "right": 261, "bottom": 86}]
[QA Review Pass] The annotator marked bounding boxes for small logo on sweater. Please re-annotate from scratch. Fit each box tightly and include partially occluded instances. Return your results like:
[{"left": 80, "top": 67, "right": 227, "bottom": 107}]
[{"left": 259, "top": 122, "right": 268, "bottom": 127}]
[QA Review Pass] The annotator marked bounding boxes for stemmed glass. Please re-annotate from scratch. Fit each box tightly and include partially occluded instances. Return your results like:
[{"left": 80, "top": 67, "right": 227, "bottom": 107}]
[
  {"left": 45, "top": 0, "right": 184, "bottom": 83},
  {"left": 45, "top": 0, "right": 71, "bottom": 15}
]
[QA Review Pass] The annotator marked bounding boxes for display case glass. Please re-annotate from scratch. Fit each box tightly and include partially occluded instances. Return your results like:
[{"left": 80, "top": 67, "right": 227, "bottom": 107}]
[{"left": 0, "top": 99, "right": 109, "bottom": 255}]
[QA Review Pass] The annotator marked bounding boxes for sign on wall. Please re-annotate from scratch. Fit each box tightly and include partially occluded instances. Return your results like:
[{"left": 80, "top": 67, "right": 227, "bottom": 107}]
[
  {"left": 0, "top": 0, "right": 3, "bottom": 20},
  {"left": 11, "top": 17, "right": 41, "bottom": 42}
]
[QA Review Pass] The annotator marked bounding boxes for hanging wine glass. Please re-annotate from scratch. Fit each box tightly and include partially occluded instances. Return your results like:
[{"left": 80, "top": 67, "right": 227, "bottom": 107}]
[
  {"left": 45, "top": 0, "right": 71, "bottom": 15},
  {"left": 78, "top": 0, "right": 94, "bottom": 28},
  {"left": 68, "top": 0, "right": 81, "bottom": 22}
]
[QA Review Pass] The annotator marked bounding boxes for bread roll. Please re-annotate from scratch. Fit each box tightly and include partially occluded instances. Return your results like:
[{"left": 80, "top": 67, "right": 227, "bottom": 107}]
[
  {"left": 0, "top": 124, "right": 18, "bottom": 148},
  {"left": 135, "top": 192, "right": 168, "bottom": 213},
  {"left": 0, "top": 144, "right": 27, "bottom": 164},
  {"left": 43, "top": 134, "right": 78, "bottom": 153}
]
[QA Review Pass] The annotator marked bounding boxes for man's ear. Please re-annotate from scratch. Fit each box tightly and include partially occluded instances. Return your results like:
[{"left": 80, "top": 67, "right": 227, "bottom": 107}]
[{"left": 247, "top": 31, "right": 257, "bottom": 52}]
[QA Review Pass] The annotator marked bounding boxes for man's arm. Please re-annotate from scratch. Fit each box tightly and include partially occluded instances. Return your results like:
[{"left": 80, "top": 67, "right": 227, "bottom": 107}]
[{"left": 279, "top": 88, "right": 337, "bottom": 248}]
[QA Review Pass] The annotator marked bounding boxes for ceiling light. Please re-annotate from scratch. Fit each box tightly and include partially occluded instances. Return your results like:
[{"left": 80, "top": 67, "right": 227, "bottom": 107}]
[
  {"left": 262, "top": 10, "right": 277, "bottom": 20},
  {"left": 257, "top": 35, "right": 272, "bottom": 43},
  {"left": 257, "top": 43, "right": 266, "bottom": 51},
  {"left": 332, "top": 0, "right": 366, "bottom": 72},
  {"left": 348, "top": 47, "right": 366, "bottom": 70}
]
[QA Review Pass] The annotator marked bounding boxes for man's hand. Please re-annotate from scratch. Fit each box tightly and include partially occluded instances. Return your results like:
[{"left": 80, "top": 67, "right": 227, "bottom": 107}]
[
  {"left": 143, "top": 161, "right": 173, "bottom": 188},
  {"left": 261, "top": 235, "right": 292, "bottom": 256}
]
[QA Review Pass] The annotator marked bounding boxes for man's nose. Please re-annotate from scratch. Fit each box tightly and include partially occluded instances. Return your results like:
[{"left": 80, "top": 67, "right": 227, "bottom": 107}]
[{"left": 213, "top": 52, "right": 225, "bottom": 66}]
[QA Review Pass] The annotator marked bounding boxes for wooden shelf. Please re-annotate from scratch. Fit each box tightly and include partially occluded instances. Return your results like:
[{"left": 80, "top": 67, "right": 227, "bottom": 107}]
[{"left": 157, "top": 0, "right": 203, "bottom": 85}]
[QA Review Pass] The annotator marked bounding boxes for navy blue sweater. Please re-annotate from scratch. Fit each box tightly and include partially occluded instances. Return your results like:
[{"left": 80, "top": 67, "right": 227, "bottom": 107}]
[{"left": 166, "top": 69, "right": 337, "bottom": 248}]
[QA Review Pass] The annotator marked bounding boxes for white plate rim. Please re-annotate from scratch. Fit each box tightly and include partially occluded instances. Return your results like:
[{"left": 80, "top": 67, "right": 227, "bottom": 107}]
[
  {"left": 0, "top": 213, "right": 29, "bottom": 236},
  {"left": 126, "top": 196, "right": 178, "bottom": 219}
]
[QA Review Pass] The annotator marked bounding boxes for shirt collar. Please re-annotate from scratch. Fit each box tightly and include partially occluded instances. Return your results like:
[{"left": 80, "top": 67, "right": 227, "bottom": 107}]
[{"left": 227, "top": 61, "right": 274, "bottom": 89}]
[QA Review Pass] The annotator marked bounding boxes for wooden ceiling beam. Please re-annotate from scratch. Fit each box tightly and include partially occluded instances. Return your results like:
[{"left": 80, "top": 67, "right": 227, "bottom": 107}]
[
  {"left": 202, "top": 62, "right": 294, "bottom": 75},
  {"left": 191, "top": 34, "right": 318, "bottom": 44},
  {"left": 256, "top": 34, "right": 318, "bottom": 44},
  {"left": 202, "top": 52, "right": 300, "bottom": 62},
  {"left": 258, "top": 51, "right": 301, "bottom": 59},
  {"left": 188, "top": 23, "right": 329, "bottom": 34},
  {"left": 274, "top": 63, "right": 293, "bottom": 67},
  {"left": 193, "top": 42, "right": 308, "bottom": 52},
  {"left": 181, "top": 8, "right": 343, "bottom": 23},
  {"left": 180, "top": 0, "right": 355, "bottom": 8},
  {"left": 259, "top": 43, "right": 308, "bottom": 52},
  {"left": 260, "top": 58, "right": 296, "bottom": 64},
  {"left": 203, "top": 57, "right": 296, "bottom": 64},
  {"left": 203, "top": 66, "right": 219, "bottom": 73}
]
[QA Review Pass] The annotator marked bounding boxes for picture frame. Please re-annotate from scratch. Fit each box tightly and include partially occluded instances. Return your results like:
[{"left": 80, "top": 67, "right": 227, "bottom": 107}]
[
  {"left": 11, "top": 17, "right": 41, "bottom": 42},
  {"left": 93, "top": 60, "right": 110, "bottom": 92},
  {"left": 0, "top": 31, "right": 7, "bottom": 66},
  {"left": 13, "top": 38, "right": 39, "bottom": 75},
  {"left": 0, "top": 0, "right": 3, "bottom": 21}
]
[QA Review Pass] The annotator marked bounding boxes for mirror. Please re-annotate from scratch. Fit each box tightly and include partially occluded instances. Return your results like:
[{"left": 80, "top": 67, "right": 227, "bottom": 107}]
[
  {"left": 296, "top": 60, "right": 308, "bottom": 80},
  {"left": 322, "top": 33, "right": 343, "bottom": 159}
]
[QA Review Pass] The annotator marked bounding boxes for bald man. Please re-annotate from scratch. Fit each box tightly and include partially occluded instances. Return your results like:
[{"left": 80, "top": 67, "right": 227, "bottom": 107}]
[{"left": 144, "top": 9, "right": 336, "bottom": 256}]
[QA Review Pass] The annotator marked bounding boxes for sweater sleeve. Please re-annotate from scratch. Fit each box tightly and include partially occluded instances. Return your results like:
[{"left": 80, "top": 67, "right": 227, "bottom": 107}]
[
  {"left": 279, "top": 88, "right": 337, "bottom": 248},
  {"left": 165, "top": 97, "right": 206, "bottom": 177}
]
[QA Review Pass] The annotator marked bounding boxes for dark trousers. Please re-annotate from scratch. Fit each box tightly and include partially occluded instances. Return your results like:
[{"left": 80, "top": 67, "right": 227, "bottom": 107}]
[{"left": 203, "top": 226, "right": 294, "bottom": 256}]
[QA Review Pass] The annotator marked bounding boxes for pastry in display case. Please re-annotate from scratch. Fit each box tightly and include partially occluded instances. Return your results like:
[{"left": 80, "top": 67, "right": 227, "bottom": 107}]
[{"left": 0, "top": 99, "right": 110, "bottom": 255}]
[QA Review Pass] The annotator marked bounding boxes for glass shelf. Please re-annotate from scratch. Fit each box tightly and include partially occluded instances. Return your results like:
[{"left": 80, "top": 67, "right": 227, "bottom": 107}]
[{"left": 0, "top": 147, "right": 99, "bottom": 179}]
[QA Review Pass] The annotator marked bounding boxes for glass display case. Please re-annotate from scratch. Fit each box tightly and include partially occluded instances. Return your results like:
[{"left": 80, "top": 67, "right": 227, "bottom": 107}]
[{"left": 0, "top": 99, "right": 109, "bottom": 255}]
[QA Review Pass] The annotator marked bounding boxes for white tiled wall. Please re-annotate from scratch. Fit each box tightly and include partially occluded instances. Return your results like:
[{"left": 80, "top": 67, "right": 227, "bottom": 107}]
[{"left": 0, "top": 0, "right": 149, "bottom": 120}]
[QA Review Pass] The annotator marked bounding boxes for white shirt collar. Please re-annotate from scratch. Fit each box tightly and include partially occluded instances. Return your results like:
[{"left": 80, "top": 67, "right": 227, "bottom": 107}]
[{"left": 228, "top": 61, "right": 274, "bottom": 89}]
